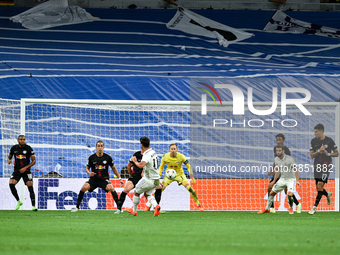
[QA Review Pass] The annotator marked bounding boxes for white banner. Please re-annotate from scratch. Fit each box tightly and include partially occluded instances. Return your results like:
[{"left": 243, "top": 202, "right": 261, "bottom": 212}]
[
  {"left": 10, "top": 0, "right": 99, "bottom": 30},
  {"left": 166, "top": 6, "right": 254, "bottom": 47},
  {"left": 0, "top": 178, "right": 190, "bottom": 211},
  {"left": 263, "top": 10, "right": 340, "bottom": 38}
]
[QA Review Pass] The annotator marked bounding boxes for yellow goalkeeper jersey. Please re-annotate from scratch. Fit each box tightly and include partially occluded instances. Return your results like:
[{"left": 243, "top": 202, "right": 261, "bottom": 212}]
[{"left": 158, "top": 152, "right": 190, "bottom": 175}]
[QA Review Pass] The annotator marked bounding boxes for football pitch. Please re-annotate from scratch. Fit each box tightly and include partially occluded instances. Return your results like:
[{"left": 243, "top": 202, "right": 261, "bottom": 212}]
[{"left": 0, "top": 210, "right": 339, "bottom": 255}]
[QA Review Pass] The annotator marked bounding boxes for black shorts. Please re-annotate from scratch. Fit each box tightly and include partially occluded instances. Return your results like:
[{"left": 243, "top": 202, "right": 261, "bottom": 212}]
[
  {"left": 314, "top": 165, "right": 331, "bottom": 184},
  {"left": 315, "top": 177, "right": 329, "bottom": 185},
  {"left": 128, "top": 175, "right": 142, "bottom": 187},
  {"left": 10, "top": 171, "right": 33, "bottom": 184},
  {"left": 87, "top": 178, "right": 111, "bottom": 192}
]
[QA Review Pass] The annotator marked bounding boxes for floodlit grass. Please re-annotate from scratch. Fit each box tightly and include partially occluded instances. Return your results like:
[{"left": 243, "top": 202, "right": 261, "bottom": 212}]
[{"left": 0, "top": 210, "right": 339, "bottom": 255}]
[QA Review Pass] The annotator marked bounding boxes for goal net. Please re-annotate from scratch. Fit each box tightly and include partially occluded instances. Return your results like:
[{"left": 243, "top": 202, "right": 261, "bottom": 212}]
[
  {"left": 2, "top": 99, "right": 191, "bottom": 210},
  {"left": 0, "top": 99, "right": 21, "bottom": 178},
  {"left": 0, "top": 99, "right": 22, "bottom": 210},
  {"left": 190, "top": 102, "right": 339, "bottom": 212},
  {"left": 0, "top": 98, "right": 338, "bottom": 211}
]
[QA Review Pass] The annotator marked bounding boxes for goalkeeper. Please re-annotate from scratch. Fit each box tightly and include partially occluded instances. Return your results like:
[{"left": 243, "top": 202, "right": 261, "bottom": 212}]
[{"left": 145, "top": 143, "right": 203, "bottom": 212}]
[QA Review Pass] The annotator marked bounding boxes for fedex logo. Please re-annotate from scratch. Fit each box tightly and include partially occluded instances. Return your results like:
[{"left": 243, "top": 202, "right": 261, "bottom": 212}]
[
  {"left": 200, "top": 84, "right": 312, "bottom": 116},
  {"left": 38, "top": 179, "right": 106, "bottom": 210}
]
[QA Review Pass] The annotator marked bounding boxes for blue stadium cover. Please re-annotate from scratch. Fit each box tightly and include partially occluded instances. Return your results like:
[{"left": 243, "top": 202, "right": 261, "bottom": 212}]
[{"left": 0, "top": 7, "right": 339, "bottom": 101}]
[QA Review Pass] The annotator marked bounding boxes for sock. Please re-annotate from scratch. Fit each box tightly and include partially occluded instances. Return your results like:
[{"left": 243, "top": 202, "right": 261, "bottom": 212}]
[
  {"left": 118, "top": 192, "right": 127, "bottom": 210},
  {"left": 266, "top": 196, "right": 274, "bottom": 210},
  {"left": 322, "top": 189, "right": 328, "bottom": 197},
  {"left": 186, "top": 186, "right": 200, "bottom": 205},
  {"left": 287, "top": 195, "right": 294, "bottom": 208},
  {"left": 10, "top": 183, "right": 20, "bottom": 201},
  {"left": 270, "top": 201, "right": 275, "bottom": 208},
  {"left": 111, "top": 190, "right": 119, "bottom": 208},
  {"left": 147, "top": 195, "right": 158, "bottom": 208},
  {"left": 76, "top": 191, "right": 85, "bottom": 209},
  {"left": 155, "top": 189, "right": 162, "bottom": 204},
  {"left": 314, "top": 191, "right": 323, "bottom": 207},
  {"left": 146, "top": 201, "right": 151, "bottom": 208},
  {"left": 132, "top": 195, "right": 140, "bottom": 213},
  {"left": 28, "top": 186, "right": 36, "bottom": 207},
  {"left": 293, "top": 194, "right": 299, "bottom": 205}
]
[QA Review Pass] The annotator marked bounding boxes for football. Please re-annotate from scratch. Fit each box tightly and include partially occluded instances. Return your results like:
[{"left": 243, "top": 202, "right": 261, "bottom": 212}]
[{"left": 165, "top": 169, "right": 177, "bottom": 180}]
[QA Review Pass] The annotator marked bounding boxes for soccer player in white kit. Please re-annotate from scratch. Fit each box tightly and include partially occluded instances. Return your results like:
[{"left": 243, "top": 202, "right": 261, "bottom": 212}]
[
  {"left": 258, "top": 145, "right": 301, "bottom": 215},
  {"left": 126, "top": 137, "right": 161, "bottom": 217}
]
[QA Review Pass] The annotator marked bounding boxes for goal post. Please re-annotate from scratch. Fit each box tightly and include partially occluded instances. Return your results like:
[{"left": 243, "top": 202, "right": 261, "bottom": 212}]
[
  {"left": 0, "top": 99, "right": 24, "bottom": 209},
  {"left": 335, "top": 102, "right": 340, "bottom": 211}
]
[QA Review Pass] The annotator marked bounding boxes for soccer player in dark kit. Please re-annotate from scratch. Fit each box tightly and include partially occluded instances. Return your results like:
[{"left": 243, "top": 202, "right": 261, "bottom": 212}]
[
  {"left": 115, "top": 150, "right": 144, "bottom": 214},
  {"left": 71, "top": 140, "right": 124, "bottom": 212},
  {"left": 308, "top": 124, "right": 338, "bottom": 215},
  {"left": 8, "top": 135, "right": 37, "bottom": 211}
]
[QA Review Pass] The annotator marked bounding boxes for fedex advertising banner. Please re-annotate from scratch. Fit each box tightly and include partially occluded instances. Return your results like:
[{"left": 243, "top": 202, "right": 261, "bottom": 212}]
[{"left": 0, "top": 178, "right": 189, "bottom": 211}]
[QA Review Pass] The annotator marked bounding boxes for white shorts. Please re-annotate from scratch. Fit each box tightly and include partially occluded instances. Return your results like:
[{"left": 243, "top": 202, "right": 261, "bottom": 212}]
[
  {"left": 135, "top": 177, "right": 160, "bottom": 196},
  {"left": 272, "top": 178, "right": 296, "bottom": 194}
]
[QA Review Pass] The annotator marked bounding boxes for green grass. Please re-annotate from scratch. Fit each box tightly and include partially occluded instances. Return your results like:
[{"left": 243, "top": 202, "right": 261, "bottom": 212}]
[{"left": 0, "top": 210, "right": 339, "bottom": 255}]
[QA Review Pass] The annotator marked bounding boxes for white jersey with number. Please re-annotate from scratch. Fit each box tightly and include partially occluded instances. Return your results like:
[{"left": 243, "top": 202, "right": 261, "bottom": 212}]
[{"left": 141, "top": 148, "right": 159, "bottom": 180}]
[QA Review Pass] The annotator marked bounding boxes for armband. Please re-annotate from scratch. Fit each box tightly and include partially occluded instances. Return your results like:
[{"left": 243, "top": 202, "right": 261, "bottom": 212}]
[
  {"left": 327, "top": 153, "right": 331, "bottom": 157},
  {"left": 317, "top": 149, "right": 321, "bottom": 153},
  {"left": 119, "top": 177, "right": 122, "bottom": 180}
]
